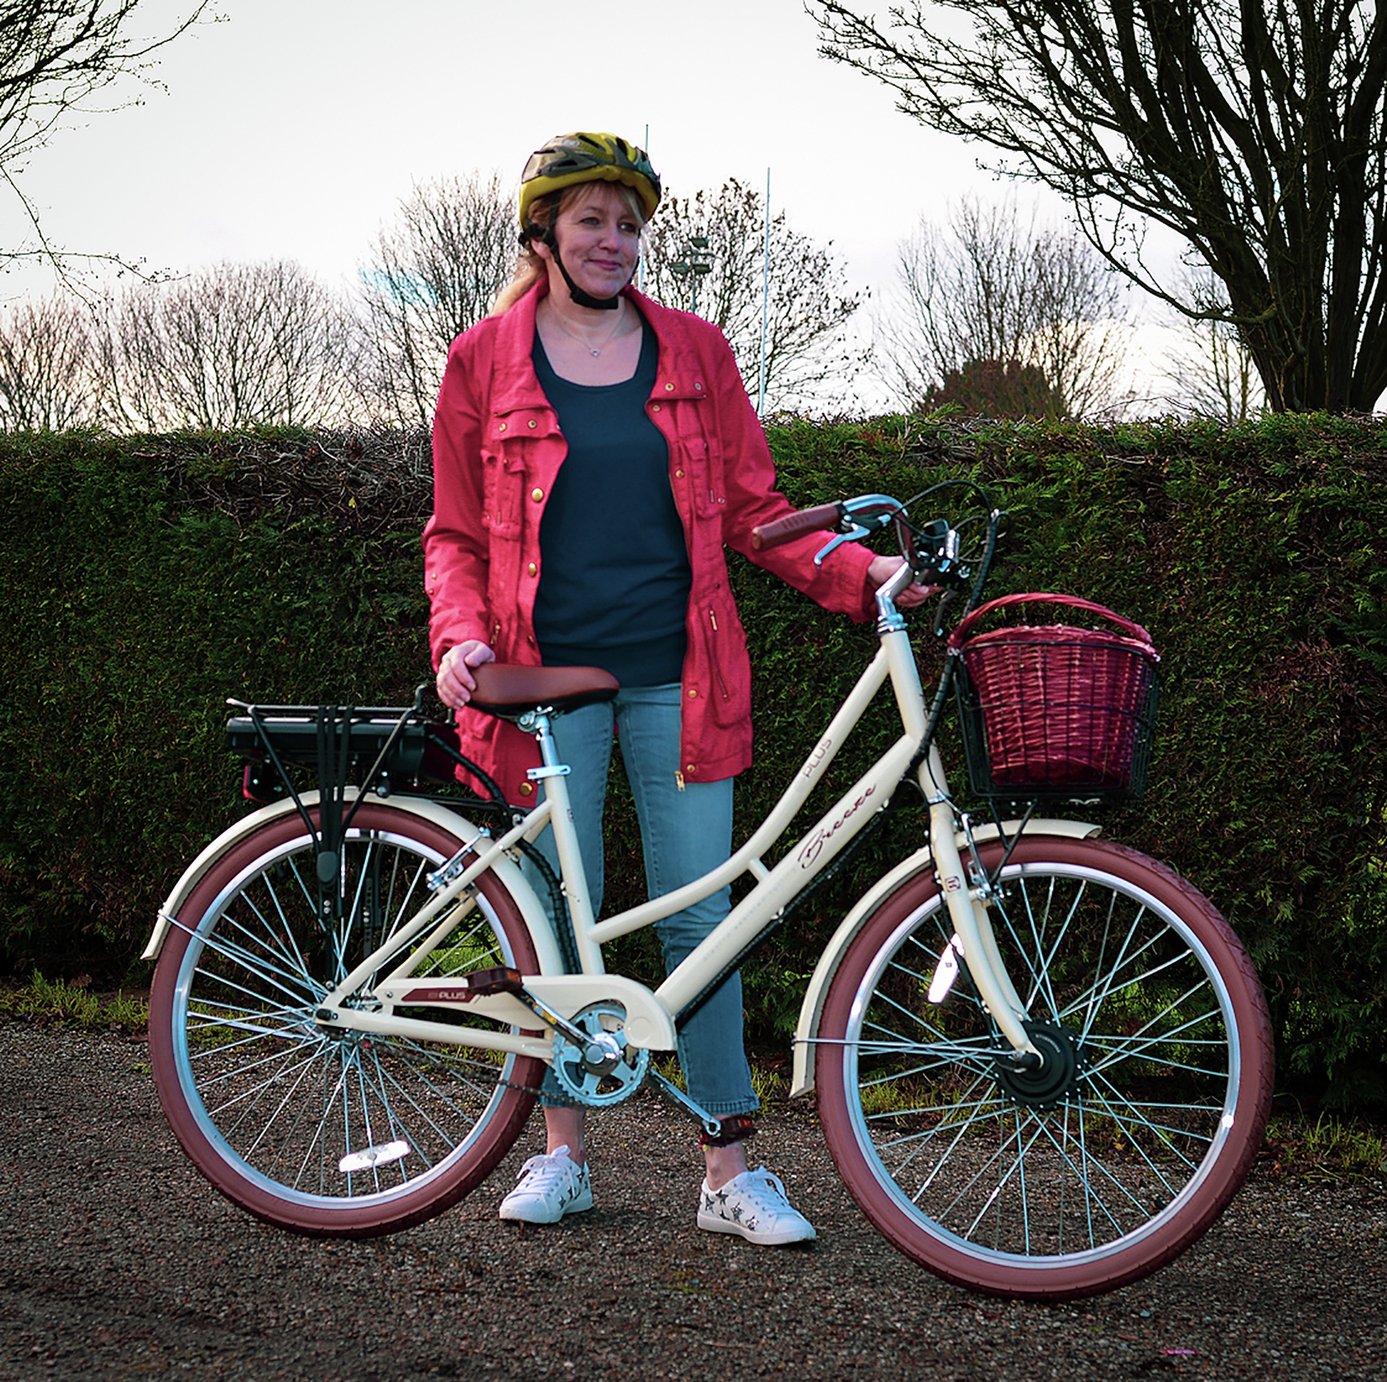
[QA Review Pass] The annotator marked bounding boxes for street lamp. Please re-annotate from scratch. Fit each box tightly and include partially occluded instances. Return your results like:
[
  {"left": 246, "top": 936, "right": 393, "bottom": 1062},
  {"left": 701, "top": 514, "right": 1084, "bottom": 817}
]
[{"left": 670, "top": 234, "right": 713, "bottom": 313}]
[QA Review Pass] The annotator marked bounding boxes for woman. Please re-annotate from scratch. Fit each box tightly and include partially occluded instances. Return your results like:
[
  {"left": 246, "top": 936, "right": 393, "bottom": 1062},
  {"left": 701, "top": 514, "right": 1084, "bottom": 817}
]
[{"left": 425, "top": 132, "right": 920, "bottom": 1245}]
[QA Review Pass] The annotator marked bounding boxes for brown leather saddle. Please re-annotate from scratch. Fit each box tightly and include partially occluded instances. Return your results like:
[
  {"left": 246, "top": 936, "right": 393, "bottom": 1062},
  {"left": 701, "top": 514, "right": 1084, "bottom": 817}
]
[{"left": 467, "top": 663, "right": 619, "bottom": 718}]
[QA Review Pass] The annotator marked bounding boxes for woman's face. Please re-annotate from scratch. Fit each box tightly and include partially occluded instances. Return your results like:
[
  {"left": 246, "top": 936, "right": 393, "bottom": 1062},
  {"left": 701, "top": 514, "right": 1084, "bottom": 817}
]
[{"left": 538, "top": 181, "right": 642, "bottom": 302}]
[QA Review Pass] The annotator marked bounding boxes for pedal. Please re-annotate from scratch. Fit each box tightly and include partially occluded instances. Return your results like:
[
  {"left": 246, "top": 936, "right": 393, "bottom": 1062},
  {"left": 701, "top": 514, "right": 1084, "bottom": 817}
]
[{"left": 459, "top": 966, "right": 525, "bottom": 998}]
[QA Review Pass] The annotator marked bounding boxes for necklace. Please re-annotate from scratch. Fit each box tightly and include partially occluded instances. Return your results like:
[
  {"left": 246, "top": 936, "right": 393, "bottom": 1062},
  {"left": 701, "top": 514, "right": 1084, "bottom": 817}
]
[{"left": 546, "top": 301, "right": 628, "bottom": 357}]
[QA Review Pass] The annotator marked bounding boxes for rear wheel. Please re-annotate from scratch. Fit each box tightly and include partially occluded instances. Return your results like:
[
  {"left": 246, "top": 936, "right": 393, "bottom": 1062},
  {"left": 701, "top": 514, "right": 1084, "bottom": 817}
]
[
  {"left": 817, "top": 837, "right": 1272, "bottom": 1299},
  {"left": 149, "top": 801, "right": 545, "bottom": 1236}
]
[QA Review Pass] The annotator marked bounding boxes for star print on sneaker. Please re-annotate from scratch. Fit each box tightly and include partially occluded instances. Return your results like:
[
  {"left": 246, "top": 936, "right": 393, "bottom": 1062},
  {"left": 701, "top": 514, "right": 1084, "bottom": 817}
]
[
  {"left": 696, "top": 1166, "right": 817, "bottom": 1245},
  {"left": 498, "top": 1145, "right": 593, "bottom": 1224}
]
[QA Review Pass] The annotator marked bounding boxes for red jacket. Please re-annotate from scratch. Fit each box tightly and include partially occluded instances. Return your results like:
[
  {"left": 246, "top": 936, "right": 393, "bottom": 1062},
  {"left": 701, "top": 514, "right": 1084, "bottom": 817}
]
[{"left": 424, "top": 279, "right": 876, "bottom": 802}]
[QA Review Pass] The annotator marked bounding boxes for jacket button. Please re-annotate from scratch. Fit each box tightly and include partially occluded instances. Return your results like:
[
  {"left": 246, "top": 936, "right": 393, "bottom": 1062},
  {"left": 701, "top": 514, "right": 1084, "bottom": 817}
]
[
  {"left": 498, "top": 422, "right": 507, "bottom": 432},
  {"left": 527, "top": 561, "right": 537, "bottom": 576},
  {"left": 665, "top": 382, "right": 675, "bottom": 391},
  {"left": 686, "top": 763, "right": 697, "bottom": 775},
  {"left": 687, "top": 687, "right": 698, "bottom": 698},
  {"left": 531, "top": 487, "right": 544, "bottom": 501},
  {"left": 518, "top": 782, "right": 534, "bottom": 797},
  {"left": 528, "top": 419, "right": 537, "bottom": 429},
  {"left": 674, "top": 468, "right": 684, "bottom": 479},
  {"left": 651, "top": 403, "right": 661, "bottom": 412}
]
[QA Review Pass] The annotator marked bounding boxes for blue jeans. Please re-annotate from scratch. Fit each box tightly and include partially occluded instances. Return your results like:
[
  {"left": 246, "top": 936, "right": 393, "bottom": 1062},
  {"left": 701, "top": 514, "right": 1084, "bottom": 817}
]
[{"left": 525, "top": 683, "right": 758, "bottom": 1117}]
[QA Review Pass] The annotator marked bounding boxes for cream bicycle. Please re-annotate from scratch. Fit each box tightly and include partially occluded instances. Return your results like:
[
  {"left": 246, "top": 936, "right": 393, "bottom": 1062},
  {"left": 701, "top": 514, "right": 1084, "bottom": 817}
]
[{"left": 145, "top": 482, "right": 1273, "bottom": 1300}]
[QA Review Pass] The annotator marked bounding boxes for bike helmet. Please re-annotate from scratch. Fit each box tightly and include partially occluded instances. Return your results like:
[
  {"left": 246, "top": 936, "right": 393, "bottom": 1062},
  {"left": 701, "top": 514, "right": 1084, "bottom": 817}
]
[
  {"left": 517, "top": 132, "right": 661, "bottom": 310},
  {"left": 518, "top": 132, "right": 661, "bottom": 232}
]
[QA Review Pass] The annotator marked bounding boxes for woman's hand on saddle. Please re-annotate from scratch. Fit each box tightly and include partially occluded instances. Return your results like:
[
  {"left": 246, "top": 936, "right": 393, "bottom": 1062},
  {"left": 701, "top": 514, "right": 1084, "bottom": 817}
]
[
  {"left": 437, "top": 640, "right": 496, "bottom": 709},
  {"left": 868, "top": 555, "right": 932, "bottom": 610}
]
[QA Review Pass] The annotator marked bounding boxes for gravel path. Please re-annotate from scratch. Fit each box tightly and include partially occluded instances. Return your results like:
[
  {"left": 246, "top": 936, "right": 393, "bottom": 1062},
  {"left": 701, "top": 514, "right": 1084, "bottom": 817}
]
[{"left": 2, "top": 1025, "right": 1384, "bottom": 1380}]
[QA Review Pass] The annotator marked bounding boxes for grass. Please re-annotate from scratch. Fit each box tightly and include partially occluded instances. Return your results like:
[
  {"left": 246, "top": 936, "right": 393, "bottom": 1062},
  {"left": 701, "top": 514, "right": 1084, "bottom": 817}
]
[
  {"left": 1263, "top": 1107, "right": 1387, "bottom": 1180},
  {"left": 0, "top": 971, "right": 149, "bottom": 1034}
]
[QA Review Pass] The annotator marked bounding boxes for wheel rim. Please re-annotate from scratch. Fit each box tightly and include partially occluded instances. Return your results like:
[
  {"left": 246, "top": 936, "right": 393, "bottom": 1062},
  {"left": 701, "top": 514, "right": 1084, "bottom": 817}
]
[
  {"left": 839, "top": 860, "right": 1244, "bottom": 1270},
  {"left": 168, "top": 825, "right": 527, "bottom": 1210}
]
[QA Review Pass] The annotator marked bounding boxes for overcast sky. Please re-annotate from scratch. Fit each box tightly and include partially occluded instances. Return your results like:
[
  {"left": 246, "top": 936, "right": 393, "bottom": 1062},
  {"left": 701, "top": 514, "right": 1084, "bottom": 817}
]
[
  {"left": 3, "top": 0, "right": 1198, "bottom": 411},
  {"left": 7, "top": 0, "right": 995, "bottom": 294}
]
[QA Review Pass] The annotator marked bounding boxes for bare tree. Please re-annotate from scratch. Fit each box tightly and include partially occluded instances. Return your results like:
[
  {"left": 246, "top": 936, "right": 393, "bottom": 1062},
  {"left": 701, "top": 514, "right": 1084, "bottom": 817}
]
[
  {"left": 877, "top": 196, "right": 1129, "bottom": 418},
  {"left": 641, "top": 178, "right": 868, "bottom": 412},
  {"left": 101, "top": 260, "right": 362, "bottom": 430},
  {"left": 0, "top": 291, "right": 101, "bottom": 428},
  {"left": 357, "top": 172, "right": 515, "bottom": 427},
  {"left": 1159, "top": 264, "right": 1267, "bottom": 423},
  {"left": 1, "top": 1, "right": 213, "bottom": 280},
  {"left": 810, "top": 1, "right": 1387, "bottom": 413}
]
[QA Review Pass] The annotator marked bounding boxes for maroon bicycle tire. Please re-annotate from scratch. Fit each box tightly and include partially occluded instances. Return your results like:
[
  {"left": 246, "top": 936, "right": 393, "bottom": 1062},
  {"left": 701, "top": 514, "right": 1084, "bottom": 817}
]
[
  {"left": 817, "top": 836, "right": 1273, "bottom": 1299},
  {"left": 149, "top": 801, "right": 544, "bottom": 1237}
]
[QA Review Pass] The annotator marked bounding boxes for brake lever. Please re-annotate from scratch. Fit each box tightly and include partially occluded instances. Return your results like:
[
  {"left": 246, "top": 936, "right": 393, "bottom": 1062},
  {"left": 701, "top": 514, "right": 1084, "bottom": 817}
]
[
  {"left": 813, "top": 523, "right": 878, "bottom": 566},
  {"left": 812, "top": 501, "right": 900, "bottom": 566}
]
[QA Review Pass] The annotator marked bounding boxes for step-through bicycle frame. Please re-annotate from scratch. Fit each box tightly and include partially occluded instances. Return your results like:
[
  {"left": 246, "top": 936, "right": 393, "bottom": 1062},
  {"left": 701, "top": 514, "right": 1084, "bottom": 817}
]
[
  {"left": 141, "top": 489, "right": 1274, "bottom": 1299},
  {"left": 242, "top": 562, "right": 1085, "bottom": 1077}
]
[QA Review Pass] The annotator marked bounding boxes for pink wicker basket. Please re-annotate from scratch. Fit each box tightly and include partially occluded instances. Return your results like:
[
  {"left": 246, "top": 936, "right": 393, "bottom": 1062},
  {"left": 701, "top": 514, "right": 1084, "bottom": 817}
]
[{"left": 948, "top": 594, "right": 1160, "bottom": 801}]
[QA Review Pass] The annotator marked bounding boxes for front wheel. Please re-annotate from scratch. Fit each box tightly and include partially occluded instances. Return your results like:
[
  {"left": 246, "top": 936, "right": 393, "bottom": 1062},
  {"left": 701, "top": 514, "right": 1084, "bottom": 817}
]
[
  {"left": 149, "top": 801, "right": 546, "bottom": 1236},
  {"left": 817, "top": 837, "right": 1273, "bottom": 1299}
]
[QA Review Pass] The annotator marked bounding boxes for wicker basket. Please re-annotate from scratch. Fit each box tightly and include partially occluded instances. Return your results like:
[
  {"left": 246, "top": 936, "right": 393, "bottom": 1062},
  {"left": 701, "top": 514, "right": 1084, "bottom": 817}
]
[{"left": 948, "top": 594, "right": 1160, "bottom": 802}]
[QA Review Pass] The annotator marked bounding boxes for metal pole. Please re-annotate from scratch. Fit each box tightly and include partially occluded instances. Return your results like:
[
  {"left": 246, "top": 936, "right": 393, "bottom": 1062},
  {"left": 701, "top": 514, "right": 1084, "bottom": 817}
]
[
  {"left": 758, "top": 167, "right": 771, "bottom": 416},
  {"left": 638, "top": 123, "right": 650, "bottom": 293}
]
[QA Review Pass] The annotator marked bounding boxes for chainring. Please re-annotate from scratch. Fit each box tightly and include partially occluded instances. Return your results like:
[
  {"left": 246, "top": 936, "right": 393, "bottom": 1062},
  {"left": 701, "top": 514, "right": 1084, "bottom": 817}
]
[{"left": 550, "top": 1002, "right": 651, "bottom": 1107}]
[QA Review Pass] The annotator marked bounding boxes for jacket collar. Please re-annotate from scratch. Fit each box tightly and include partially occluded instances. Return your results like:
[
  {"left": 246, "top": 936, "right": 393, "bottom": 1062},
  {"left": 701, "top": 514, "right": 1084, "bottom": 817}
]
[
  {"left": 489, "top": 278, "right": 709, "bottom": 413},
  {"left": 489, "top": 281, "right": 551, "bottom": 416}
]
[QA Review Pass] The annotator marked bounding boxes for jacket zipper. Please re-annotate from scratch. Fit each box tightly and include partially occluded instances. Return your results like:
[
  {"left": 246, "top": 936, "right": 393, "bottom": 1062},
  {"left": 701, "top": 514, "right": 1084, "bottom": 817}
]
[{"left": 707, "top": 606, "right": 731, "bottom": 703}]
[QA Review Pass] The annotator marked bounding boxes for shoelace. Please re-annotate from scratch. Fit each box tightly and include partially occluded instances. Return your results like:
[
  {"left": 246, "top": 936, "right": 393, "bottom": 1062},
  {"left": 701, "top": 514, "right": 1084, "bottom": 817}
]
[
  {"left": 515, "top": 1152, "right": 578, "bottom": 1191},
  {"left": 735, "top": 1170, "right": 794, "bottom": 1218}
]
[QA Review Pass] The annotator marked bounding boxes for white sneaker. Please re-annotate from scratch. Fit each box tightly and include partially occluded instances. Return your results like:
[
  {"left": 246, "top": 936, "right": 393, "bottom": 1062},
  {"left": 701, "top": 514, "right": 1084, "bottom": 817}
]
[
  {"left": 498, "top": 1145, "right": 593, "bottom": 1224},
  {"left": 696, "top": 1166, "right": 817, "bottom": 1245}
]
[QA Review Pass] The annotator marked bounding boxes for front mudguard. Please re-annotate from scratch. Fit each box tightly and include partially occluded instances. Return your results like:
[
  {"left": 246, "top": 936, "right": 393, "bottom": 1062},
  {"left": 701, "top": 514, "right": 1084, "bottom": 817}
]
[{"left": 789, "top": 817, "right": 1100, "bottom": 1097}]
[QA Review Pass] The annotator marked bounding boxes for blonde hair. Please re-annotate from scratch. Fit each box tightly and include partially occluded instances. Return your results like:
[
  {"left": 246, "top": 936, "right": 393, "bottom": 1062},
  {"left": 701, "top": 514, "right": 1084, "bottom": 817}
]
[{"left": 490, "top": 182, "right": 647, "bottom": 316}]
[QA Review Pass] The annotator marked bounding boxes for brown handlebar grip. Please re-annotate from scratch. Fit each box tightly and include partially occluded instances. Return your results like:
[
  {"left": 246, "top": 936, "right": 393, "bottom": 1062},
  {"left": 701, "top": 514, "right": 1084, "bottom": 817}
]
[{"left": 750, "top": 502, "right": 844, "bottom": 551}]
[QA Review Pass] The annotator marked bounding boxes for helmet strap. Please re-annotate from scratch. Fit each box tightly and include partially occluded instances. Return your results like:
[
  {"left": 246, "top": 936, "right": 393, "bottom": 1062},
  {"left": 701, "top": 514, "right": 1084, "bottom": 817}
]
[{"left": 545, "top": 230, "right": 624, "bottom": 311}]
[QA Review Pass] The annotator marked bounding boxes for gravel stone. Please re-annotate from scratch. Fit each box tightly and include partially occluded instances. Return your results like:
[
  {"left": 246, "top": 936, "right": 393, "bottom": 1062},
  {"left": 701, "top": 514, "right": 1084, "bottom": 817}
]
[{"left": 2, "top": 1025, "right": 1383, "bottom": 1380}]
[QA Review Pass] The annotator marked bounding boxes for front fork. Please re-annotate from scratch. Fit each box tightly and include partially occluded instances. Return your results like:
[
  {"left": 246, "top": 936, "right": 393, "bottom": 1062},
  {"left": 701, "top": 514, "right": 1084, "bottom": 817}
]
[{"left": 924, "top": 778, "right": 1043, "bottom": 1067}]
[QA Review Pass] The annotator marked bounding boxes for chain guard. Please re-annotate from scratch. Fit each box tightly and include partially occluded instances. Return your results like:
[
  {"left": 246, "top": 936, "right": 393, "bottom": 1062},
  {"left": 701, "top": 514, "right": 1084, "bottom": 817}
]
[{"left": 550, "top": 1002, "right": 650, "bottom": 1107}]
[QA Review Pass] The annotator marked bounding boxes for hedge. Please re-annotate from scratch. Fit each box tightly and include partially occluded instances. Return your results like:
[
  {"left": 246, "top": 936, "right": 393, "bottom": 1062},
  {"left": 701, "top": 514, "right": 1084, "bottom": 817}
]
[{"left": 1, "top": 417, "right": 1383, "bottom": 1109}]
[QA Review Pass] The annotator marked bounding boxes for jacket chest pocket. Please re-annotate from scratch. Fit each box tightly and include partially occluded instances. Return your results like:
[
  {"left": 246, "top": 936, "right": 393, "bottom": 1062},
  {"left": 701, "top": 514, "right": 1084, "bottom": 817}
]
[
  {"left": 480, "top": 449, "right": 524, "bottom": 538},
  {"left": 675, "top": 432, "right": 728, "bottom": 517}
]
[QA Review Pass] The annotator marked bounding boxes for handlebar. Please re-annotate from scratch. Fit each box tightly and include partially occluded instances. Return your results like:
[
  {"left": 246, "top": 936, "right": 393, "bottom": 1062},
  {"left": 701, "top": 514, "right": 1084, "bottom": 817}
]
[
  {"left": 749, "top": 502, "right": 845, "bottom": 551},
  {"left": 751, "top": 485, "right": 1003, "bottom": 608}
]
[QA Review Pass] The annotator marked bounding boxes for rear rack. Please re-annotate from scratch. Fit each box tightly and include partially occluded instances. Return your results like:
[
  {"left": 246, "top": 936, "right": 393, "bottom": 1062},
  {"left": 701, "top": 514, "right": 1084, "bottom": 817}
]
[
  {"left": 226, "top": 700, "right": 460, "bottom": 803},
  {"left": 225, "top": 687, "right": 512, "bottom": 930}
]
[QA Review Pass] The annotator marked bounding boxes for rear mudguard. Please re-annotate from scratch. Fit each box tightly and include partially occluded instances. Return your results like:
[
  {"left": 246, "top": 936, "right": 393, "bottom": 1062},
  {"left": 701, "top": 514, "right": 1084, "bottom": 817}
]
[
  {"left": 789, "top": 817, "right": 1100, "bottom": 1097},
  {"left": 141, "top": 790, "right": 563, "bottom": 974}
]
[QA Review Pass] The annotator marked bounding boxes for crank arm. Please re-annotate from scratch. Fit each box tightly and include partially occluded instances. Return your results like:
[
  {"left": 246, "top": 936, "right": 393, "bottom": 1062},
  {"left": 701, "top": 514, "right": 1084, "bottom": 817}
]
[
  {"left": 647, "top": 1066, "right": 722, "bottom": 1138},
  {"left": 458, "top": 966, "right": 595, "bottom": 1050}
]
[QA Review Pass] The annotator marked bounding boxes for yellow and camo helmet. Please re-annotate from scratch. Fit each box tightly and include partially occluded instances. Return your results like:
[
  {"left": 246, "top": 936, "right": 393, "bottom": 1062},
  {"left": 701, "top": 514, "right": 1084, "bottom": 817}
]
[{"left": 518, "top": 132, "right": 662, "bottom": 231}]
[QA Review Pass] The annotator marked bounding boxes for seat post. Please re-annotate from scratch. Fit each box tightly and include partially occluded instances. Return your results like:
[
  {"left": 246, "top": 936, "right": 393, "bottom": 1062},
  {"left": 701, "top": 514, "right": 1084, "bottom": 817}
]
[{"left": 520, "top": 708, "right": 603, "bottom": 974}]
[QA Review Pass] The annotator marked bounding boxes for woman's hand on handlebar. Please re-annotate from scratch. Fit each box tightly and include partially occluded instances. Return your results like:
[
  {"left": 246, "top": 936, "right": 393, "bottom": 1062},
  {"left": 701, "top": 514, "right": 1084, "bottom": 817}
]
[
  {"left": 436, "top": 640, "right": 495, "bottom": 709},
  {"left": 868, "top": 555, "right": 932, "bottom": 609}
]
